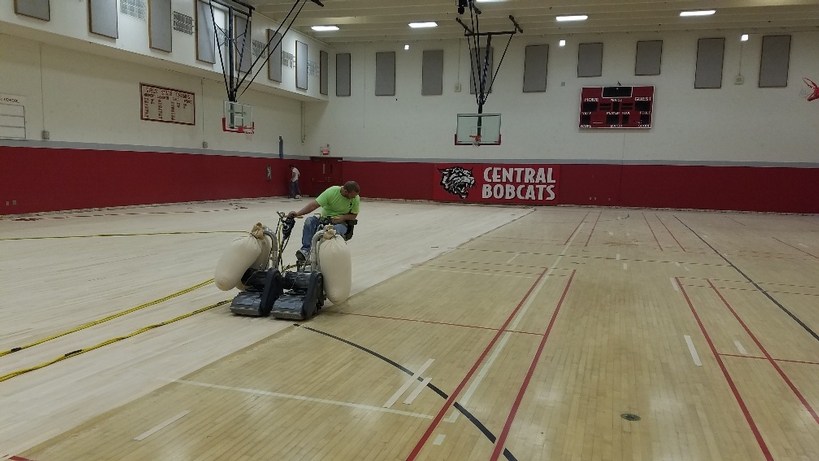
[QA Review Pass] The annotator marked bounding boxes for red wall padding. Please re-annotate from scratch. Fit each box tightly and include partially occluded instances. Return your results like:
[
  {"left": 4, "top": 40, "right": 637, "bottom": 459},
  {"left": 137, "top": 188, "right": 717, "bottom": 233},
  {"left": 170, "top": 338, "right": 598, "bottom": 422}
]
[
  {"left": 343, "top": 161, "right": 434, "bottom": 201},
  {"left": 0, "top": 146, "right": 295, "bottom": 214},
  {"left": 3, "top": 146, "right": 818, "bottom": 214}
]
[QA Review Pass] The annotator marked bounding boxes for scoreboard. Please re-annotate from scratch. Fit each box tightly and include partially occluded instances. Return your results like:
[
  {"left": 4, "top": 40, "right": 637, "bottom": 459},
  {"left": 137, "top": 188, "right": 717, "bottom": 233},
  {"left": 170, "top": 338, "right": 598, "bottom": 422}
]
[{"left": 579, "top": 86, "right": 654, "bottom": 129}]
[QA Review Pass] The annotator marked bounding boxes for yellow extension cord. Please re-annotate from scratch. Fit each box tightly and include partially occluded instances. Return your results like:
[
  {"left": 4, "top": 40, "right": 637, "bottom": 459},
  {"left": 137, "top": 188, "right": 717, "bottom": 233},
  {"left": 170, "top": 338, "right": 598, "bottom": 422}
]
[
  {"left": 0, "top": 228, "right": 268, "bottom": 382},
  {"left": 0, "top": 298, "right": 230, "bottom": 383},
  {"left": 0, "top": 279, "right": 215, "bottom": 358}
]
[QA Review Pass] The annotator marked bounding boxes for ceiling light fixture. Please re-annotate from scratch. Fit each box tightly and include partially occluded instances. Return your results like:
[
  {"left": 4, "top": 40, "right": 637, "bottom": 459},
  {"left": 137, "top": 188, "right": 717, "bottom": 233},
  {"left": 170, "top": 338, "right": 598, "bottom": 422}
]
[
  {"left": 404, "top": 44, "right": 410, "bottom": 50},
  {"left": 559, "top": 39, "right": 566, "bottom": 47},
  {"left": 679, "top": 10, "right": 716, "bottom": 17},
  {"left": 311, "top": 25, "right": 339, "bottom": 31},
  {"left": 409, "top": 21, "right": 438, "bottom": 28},
  {"left": 556, "top": 15, "right": 588, "bottom": 22},
  {"left": 741, "top": 34, "right": 749, "bottom": 42}
]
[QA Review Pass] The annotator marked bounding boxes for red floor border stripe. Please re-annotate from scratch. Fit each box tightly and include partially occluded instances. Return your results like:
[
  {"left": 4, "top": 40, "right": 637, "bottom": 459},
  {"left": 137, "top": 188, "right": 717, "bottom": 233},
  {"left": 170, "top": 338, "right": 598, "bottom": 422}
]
[
  {"left": 490, "top": 270, "right": 576, "bottom": 461},
  {"left": 708, "top": 279, "right": 819, "bottom": 425},
  {"left": 676, "top": 278, "right": 774, "bottom": 461},
  {"left": 404, "top": 262, "right": 554, "bottom": 461}
]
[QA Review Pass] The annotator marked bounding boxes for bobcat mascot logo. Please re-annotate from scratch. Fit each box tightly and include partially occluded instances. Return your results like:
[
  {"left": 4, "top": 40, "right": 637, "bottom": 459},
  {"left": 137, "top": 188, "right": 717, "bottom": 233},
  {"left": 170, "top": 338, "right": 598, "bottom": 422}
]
[{"left": 438, "top": 166, "right": 476, "bottom": 199}]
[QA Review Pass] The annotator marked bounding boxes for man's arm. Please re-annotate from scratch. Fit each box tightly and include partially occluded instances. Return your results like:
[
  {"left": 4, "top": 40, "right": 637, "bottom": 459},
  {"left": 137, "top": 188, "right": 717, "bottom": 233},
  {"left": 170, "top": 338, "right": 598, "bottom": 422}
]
[
  {"left": 289, "top": 200, "right": 320, "bottom": 218},
  {"left": 330, "top": 213, "right": 357, "bottom": 224}
]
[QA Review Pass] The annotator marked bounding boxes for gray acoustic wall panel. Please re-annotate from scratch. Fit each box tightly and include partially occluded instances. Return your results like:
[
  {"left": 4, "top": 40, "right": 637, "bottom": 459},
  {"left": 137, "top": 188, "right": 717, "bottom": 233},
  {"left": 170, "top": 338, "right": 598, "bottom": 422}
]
[
  {"left": 375, "top": 51, "right": 395, "bottom": 96},
  {"left": 759, "top": 35, "right": 791, "bottom": 88},
  {"left": 695, "top": 38, "right": 725, "bottom": 89},
  {"left": 235, "top": 16, "right": 252, "bottom": 73},
  {"left": 296, "top": 40, "right": 308, "bottom": 90},
  {"left": 523, "top": 44, "right": 548, "bottom": 93},
  {"left": 196, "top": 1, "right": 215, "bottom": 63},
  {"left": 635, "top": 40, "right": 662, "bottom": 76},
  {"left": 320, "top": 50, "right": 329, "bottom": 95},
  {"left": 336, "top": 53, "right": 351, "bottom": 97},
  {"left": 267, "top": 30, "right": 283, "bottom": 82},
  {"left": 469, "top": 47, "right": 493, "bottom": 95},
  {"left": 14, "top": 0, "right": 50, "bottom": 21},
  {"left": 422, "top": 50, "right": 444, "bottom": 96},
  {"left": 89, "top": 0, "right": 118, "bottom": 39},
  {"left": 149, "top": 0, "right": 172, "bottom": 52},
  {"left": 577, "top": 43, "right": 603, "bottom": 78}
]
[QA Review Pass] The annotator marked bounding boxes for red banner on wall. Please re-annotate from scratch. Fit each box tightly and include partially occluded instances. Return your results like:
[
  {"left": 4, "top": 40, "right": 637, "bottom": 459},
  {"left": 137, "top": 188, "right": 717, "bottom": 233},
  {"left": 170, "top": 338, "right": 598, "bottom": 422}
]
[{"left": 432, "top": 164, "right": 560, "bottom": 204}]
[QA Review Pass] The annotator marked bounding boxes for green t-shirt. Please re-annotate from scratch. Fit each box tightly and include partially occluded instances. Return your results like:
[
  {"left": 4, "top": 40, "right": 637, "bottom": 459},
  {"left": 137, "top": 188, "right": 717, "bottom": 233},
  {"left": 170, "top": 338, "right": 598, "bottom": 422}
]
[{"left": 316, "top": 186, "right": 360, "bottom": 217}]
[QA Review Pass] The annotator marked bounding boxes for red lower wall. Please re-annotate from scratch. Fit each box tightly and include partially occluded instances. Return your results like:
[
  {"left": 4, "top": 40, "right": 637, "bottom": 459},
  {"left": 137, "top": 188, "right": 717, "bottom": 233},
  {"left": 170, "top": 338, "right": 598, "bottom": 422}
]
[
  {"left": 2, "top": 146, "right": 817, "bottom": 214},
  {"left": 0, "top": 146, "right": 298, "bottom": 214}
]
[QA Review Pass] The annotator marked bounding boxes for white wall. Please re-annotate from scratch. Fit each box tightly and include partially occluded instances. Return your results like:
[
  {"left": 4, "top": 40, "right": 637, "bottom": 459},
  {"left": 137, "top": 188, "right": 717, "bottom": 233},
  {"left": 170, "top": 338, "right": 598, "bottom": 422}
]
[
  {"left": 0, "top": 0, "right": 332, "bottom": 155},
  {"left": 304, "top": 31, "right": 819, "bottom": 165}
]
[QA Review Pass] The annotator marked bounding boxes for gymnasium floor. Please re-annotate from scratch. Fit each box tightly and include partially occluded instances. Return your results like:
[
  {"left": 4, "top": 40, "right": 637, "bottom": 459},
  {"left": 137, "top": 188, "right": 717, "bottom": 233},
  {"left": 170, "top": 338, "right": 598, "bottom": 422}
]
[{"left": 1, "top": 199, "right": 818, "bottom": 460}]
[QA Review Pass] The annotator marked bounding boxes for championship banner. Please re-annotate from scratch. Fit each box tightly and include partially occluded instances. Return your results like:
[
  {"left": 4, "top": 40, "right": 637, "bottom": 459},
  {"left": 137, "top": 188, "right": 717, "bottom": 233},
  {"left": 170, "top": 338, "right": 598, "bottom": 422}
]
[{"left": 433, "top": 164, "right": 560, "bottom": 204}]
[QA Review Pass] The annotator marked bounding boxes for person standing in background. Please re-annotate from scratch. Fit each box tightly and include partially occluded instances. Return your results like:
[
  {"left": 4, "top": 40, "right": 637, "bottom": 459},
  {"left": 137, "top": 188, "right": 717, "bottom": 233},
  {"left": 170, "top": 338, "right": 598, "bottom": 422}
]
[{"left": 289, "top": 164, "right": 301, "bottom": 199}]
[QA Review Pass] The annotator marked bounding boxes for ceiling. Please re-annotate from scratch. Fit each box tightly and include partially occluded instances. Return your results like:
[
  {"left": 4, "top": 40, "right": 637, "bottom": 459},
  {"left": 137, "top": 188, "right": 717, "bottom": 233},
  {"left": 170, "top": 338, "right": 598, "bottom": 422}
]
[{"left": 244, "top": 0, "right": 819, "bottom": 44}]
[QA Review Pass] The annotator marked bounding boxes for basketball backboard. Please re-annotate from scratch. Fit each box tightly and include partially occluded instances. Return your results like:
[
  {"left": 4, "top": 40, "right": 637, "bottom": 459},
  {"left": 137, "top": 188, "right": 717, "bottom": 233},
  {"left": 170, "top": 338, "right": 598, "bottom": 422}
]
[
  {"left": 223, "top": 100, "right": 254, "bottom": 134},
  {"left": 455, "top": 113, "right": 501, "bottom": 146}
]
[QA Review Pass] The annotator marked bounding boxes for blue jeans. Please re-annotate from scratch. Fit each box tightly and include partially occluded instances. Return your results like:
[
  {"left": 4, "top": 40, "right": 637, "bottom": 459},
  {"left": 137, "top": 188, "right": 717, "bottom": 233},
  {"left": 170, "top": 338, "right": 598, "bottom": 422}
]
[
  {"left": 289, "top": 181, "right": 301, "bottom": 198},
  {"left": 301, "top": 216, "right": 348, "bottom": 254}
]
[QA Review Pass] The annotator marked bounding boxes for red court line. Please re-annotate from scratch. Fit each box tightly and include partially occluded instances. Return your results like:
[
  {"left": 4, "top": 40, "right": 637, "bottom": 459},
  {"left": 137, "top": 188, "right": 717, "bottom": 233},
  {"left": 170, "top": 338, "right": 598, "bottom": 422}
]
[
  {"left": 676, "top": 278, "right": 774, "bottom": 461},
  {"left": 643, "top": 213, "right": 663, "bottom": 250},
  {"left": 777, "top": 358, "right": 819, "bottom": 366},
  {"left": 772, "top": 237, "right": 819, "bottom": 260},
  {"left": 564, "top": 211, "right": 591, "bottom": 245},
  {"left": 405, "top": 263, "right": 554, "bottom": 461},
  {"left": 490, "top": 270, "right": 576, "bottom": 461},
  {"left": 656, "top": 214, "right": 686, "bottom": 252},
  {"left": 720, "top": 353, "right": 819, "bottom": 366},
  {"left": 720, "top": 353, "right": 766, "bottom": 360},
  {"left": 338, "top": 312, "right": 542, "bottom": 336},
  {"left": 708, "top": 279, "right": 819, "bottom": 425},
  {"left": 584, "top": 211, "right": 601, "bottom": 247}
]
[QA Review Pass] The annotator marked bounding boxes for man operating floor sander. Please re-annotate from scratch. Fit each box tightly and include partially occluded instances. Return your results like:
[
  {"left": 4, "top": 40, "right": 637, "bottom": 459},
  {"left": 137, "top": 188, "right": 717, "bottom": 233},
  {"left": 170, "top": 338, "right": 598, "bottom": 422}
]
[{"left": 213, "top": 182, "right": 360, "bottom": 320}]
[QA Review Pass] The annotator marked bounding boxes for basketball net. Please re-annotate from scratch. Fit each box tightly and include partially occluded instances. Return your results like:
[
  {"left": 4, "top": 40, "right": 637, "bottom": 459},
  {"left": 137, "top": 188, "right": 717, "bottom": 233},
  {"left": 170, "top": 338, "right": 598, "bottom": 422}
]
[{"left": 469, "top": 134, "right": 482, "bottom": 147}]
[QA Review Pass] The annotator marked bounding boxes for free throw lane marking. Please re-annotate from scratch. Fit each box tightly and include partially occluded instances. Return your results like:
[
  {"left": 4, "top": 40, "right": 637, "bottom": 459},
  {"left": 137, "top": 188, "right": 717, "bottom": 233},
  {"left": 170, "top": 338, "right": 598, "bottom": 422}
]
[
  {"left": 403, "top": 377, "right": 432, "bottom": 405},
  {"left": 734, "top": 340, "right": 748, "bottom": 355},
  {"left": 684, "top": 335, "right": 703, "bottom": 366},
  {"left": 174, "top": 379, "right": 432, "bottom": 419},
  {"left": 134, "top": 411, "right": 191, "bottom": 441},
  {"left": 384, "top": 359, "right": 434, "bottom": 408}
]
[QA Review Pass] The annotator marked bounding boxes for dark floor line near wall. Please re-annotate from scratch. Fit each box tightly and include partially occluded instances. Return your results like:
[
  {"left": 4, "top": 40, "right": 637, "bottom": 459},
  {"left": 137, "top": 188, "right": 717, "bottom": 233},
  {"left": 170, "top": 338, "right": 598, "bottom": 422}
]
[
  {"left": 772, "top": 237, "right": 819, "bottom": 260},
  {"left": 674, "top": 216, "right": 819, "bottom": 344}
]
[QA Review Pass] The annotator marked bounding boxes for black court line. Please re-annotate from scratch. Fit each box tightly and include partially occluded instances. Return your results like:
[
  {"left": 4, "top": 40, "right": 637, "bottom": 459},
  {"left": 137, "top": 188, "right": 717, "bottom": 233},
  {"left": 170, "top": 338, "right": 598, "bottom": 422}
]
[
  {"left": 675, "top": 216, "right": 819, "bottom": 344},
  {"left": 299, "top": 325, "right": 519, "bottom": 461}
]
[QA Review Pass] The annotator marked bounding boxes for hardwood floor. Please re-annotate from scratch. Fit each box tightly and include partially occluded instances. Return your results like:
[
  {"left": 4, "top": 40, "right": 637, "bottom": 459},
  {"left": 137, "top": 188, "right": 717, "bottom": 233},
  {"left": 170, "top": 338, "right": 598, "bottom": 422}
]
[{"left": 1, "top": 201, "right": 817, "bottom": 460}]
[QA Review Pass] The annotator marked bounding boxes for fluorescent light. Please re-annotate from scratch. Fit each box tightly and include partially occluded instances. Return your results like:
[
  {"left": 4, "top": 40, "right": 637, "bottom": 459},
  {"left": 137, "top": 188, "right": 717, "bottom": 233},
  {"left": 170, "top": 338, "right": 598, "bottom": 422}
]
[
  {"left": 741, "top": 34, "right": 749, "bottom": 42},
  {"left": 311, "top": 25, "right": 339, "bottom": 31},
  {"left": 679, "top": 10, "right": 715, "bottom": 17},
  {"left": 404, "top": 44, "right": 410, "bottom": 50},
  {"left": 559, "top": 39, "right": 566, "bottom": 47},
  {"left": 409, "top": 21, "right": 437, "bottom": 28},
  {"left": 556, "top": 15, "right": 588, "bottom": 22}
]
